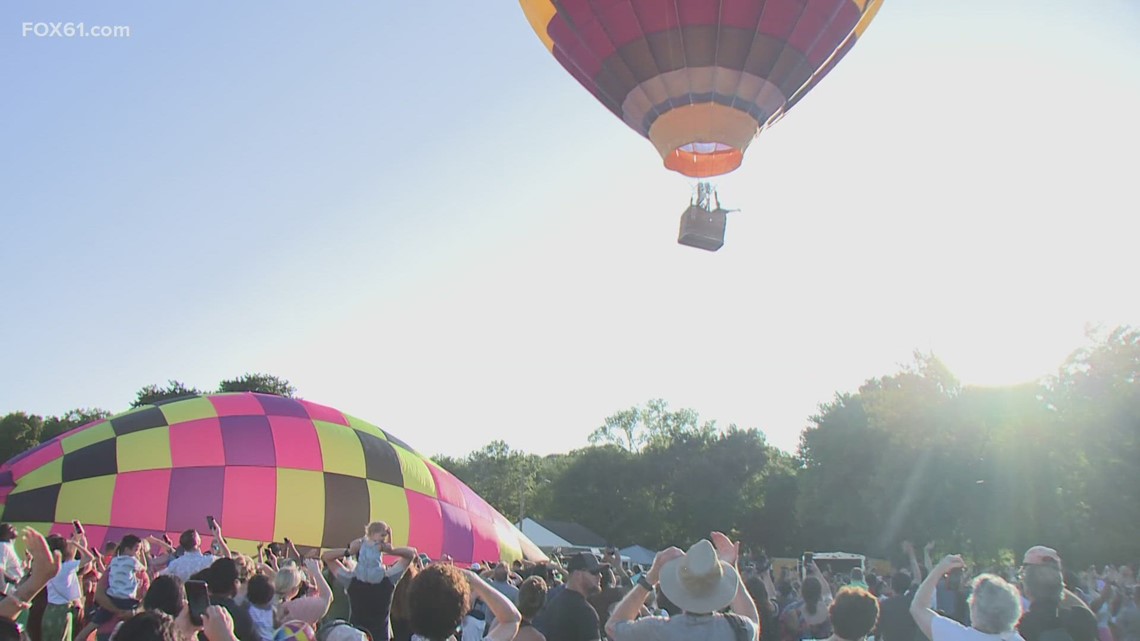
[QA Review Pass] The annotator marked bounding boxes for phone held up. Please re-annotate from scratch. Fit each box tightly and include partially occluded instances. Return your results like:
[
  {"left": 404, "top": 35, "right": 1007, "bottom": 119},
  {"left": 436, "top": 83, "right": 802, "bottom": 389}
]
[
  {"left": 73, "top": 520, "right": 84, "bottom": 535},
  {"left": 185, "top": 580, "right": 210, "bottom": 627},
  {"left": 206, "top": 515, "right": 217, "bottom": 532},
  {"left": 802, "top": 551, "right": 813, "bottom": 578}
]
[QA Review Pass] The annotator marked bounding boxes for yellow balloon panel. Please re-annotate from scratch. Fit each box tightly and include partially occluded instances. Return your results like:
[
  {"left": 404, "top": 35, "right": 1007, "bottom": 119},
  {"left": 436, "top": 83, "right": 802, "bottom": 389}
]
[{"left": 274, "top": 468, "right": 325, "bottom": 546}]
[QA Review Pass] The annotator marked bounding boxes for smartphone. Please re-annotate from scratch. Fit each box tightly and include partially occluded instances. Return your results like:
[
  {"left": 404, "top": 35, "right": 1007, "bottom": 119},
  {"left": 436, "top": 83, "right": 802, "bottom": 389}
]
[
  {"left": 206, "top": 516, "right": 217, "bottom": 531},
  {"left": 803, "top": 552, "right": 813, "bottom": 578},
  {"left": 162, "top": 534, "right": 173, "bottom": 546},
  {"left": 73, "top": 520, "right": 84, "bottom": 535},
  {"left": 185, "top": 580, "right": 210, "bottom": 626}
]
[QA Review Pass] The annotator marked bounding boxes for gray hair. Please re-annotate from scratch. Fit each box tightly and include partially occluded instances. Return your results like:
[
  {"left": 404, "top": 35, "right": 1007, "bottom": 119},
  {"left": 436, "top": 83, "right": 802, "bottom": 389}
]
[{"left": 968, "top": 574, "right": 1023, "bottom": 634}]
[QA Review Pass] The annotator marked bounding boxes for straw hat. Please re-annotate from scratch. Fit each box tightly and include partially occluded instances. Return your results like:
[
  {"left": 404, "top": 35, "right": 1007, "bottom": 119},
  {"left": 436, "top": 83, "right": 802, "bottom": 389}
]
[{"left": 658, "top": 539, "right": 739, "bottom": 614}]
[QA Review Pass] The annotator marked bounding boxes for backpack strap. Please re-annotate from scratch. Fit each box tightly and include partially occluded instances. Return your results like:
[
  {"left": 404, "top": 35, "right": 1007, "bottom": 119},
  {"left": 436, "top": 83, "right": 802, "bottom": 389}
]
[{"left": 724, "top": 612, "right": 756, "bottom": 641}]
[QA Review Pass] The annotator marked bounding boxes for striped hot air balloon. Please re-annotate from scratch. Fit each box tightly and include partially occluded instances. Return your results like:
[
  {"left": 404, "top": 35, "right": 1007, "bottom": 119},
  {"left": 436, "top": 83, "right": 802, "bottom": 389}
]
[
  {"left": 520, "top": 0, "right": 883, "bottom": 179},
  {"left": 0, "top": 393, "right": 544, "bottom": 566}
]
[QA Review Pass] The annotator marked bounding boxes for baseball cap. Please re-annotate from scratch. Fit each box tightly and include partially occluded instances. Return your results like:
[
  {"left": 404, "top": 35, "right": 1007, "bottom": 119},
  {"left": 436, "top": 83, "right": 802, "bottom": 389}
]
[
  {"left": 566, "top": 553, "right": 608, "bottom": 574},
  {"left": 1023, "top": 546, "right": 1062, "bottom": 568}
]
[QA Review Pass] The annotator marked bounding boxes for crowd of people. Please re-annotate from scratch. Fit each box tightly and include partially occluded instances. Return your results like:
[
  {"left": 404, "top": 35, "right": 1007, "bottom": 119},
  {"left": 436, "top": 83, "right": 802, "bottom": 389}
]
[{"left": 0, "top": 518, "right": 1136, "bottom": 641}]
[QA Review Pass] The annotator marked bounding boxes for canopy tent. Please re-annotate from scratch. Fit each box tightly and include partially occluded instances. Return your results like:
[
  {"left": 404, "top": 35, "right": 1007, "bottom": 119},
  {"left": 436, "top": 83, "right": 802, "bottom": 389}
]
[{"left": 620, "top": 544, "right": 657, "bottom": 567}]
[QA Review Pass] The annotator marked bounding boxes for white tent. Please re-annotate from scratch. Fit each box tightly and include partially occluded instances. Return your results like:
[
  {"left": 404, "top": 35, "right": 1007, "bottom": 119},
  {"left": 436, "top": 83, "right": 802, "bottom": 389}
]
[{"left": 620, "top": 545, "right": 657, "bottom": 567}]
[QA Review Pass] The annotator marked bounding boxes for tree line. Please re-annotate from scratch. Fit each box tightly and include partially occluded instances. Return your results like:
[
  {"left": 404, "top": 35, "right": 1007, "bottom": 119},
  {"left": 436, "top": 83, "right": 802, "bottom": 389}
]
[
  {"left": 435, "top": 327, "right": 1139, "bottom": 568},
  {"left": 0, "top": 373, "right": 295, "bottom": 462},
  {"left": 2, "top": 328, "right": 1137, "bottom": 567}
]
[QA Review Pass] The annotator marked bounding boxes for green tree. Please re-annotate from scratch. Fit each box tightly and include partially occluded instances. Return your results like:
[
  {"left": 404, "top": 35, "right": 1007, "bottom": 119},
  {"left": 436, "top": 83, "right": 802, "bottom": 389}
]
[
  {"left": 39, "top": 408, "right": 111, "bottom": 443},
  {"left": 433, "top": 441, "right": 544, "bottom": 522},
  {"left": 0, "top": 412, "right": 44, "bottom": 463},
  {"left": 588, "top": 399, "right": 706, "bottom": 452},
  {"left": 1043, "top": 326, "right": 1140, "bottom": 563},
  {"left": 217, "top": 373, "right": 296, "bottom": 397},
  {"left": 589, "top": 407, "right": 643, "bottom": 452},
  {"left": 131, "top": 380, "right": 203, "bottom": 407}
]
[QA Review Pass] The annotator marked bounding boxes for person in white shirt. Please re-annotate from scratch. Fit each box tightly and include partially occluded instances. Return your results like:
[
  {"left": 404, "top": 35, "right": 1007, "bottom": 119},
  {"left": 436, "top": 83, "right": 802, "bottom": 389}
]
[
  {"left": 0, "top": 524, "right": 24, "bottom": 597},
  {"left": 163, "top": 524, "right": 231, "bottom": 583},
  {"left": 911, "top": 555, "right": 1025, "bottom": 641},
  {"left": 42, "top": 532, "right": 95, "bottom": 641},
  {"left": 89, "top": 534, "right": 146, "bottom": 625}
]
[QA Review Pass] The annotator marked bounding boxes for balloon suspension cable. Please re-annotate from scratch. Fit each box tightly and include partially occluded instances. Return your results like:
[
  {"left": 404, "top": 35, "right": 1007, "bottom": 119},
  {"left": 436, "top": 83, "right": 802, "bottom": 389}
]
[{"left": 693, "top": 181, "right": 719, "bottom": 212}]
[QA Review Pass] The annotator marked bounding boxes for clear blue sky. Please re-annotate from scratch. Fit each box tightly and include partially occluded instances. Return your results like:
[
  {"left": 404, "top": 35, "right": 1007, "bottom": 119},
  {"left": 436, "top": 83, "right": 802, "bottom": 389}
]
[{"left": 2, "top": 0, "right": 1138, "bottom": 457}]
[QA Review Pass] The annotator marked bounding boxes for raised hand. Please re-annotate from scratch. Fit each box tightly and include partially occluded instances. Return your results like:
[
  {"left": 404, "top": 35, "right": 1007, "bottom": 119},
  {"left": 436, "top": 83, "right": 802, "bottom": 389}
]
[
  {"left": 201, "top": 605, "right": 235, "bottom": 641},
  {"left": 936, "top": 555, "right": 966, "bottom": 575},
  {"left": 709, "top": 532, "right": 740, "bottom": 567},
  {"left": 646, "top": 547, "right": 685, "bottom": 584}
]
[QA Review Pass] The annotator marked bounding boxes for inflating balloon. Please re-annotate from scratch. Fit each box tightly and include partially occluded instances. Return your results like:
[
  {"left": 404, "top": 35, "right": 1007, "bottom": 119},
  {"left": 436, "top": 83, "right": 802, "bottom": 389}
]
[
  {"left": 0, "top": 393, "right": 544, "bottom": 565},
  {"left": 520, "top": 0, "right": 883, "bottom": 249}
]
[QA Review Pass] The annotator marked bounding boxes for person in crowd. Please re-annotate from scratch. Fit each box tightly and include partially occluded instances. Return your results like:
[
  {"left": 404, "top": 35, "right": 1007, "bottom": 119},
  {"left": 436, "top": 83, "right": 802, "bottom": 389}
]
[
  {"left": 779, "top": 563, "right": 833, "bottom": 641},
  {"left": 1085, "top": 583, "right": 1118, "bottom": 641},
  {"left": 515, "top": 577, "right": 548, "bottom": 641},
  {"left": 388, "top": 554, "right": 423, "bottom": 641},
  {"left": 1113, "top": 586, "right": 1140, "bottom": 641},
  {"left": 407, "top": 565, "right": 520, "bottom": 641},
  {"left": 745, "top": 573, "right": 781, "bottom": 641},
  {"left": 345, "top": 521, "right": 418, "bottom": 641},
  {"left": 880, "top": 570, "right": 924, "bottom": 641},
  {"left": 163, "top": 525, "right": 231, "bottom": 583},
  {"left": 109, "top": 610, "right": 178, "bottom": 641},
  {"left": 601, "top": 549, "right": 631, "bottom": 589},
  {"left": 534, "top": 553, "right": 608, "bottom": 641},
  {"left": 910, "top": 554, "right": 1023, "bottom": 641},
  {"left": 91, "top": 535, "right": 146, "bottom": 625},
  {"left": 586, "top": 567, "right": 625, "bottom": 629},
  {"left": 823, "top": 587, "right": 880, "bottom": 641},
  {"left": 232, "top": 555, "right": 258, "bottom": 606},
  {"left": 143, "top": 575, "right": 185, "bottom": 619},
  {"left": 0, "top": 527, "right": 60, "bottom": 624},
  {"left": 207, "top": 558, "right": 260, "bottom": 641},
  {"left": 0, "top": 525, "right": 23, "bottom": 597},
  {"left": 1017, "top": 547, "right": 1097, "bottom": 641},
  {"left": 605, "top": 532, "right": 760, "bottom": 641},
  {"left": 42, "top": 531, "right": 96, "bottom": 641},
  {"left": 275, "top": 559, "right": 333, "bottom": 627},
  {"left": 245, "top": 574, "right": 276, "bottom": 641},
  {"left": 317, "top": 550, "right": 357, "bottom": 627},
  {"left": 112, "top": 604, "right": 238, "bottom": 641},
  {"left": 482, "top": 563, "right": 520, "bottom": 635},
  {"left": 850, "top": 569, "right": 870, "bottom": 591},
  {"left": 880, "top": 542, "right": 927, "bottom": 641}
]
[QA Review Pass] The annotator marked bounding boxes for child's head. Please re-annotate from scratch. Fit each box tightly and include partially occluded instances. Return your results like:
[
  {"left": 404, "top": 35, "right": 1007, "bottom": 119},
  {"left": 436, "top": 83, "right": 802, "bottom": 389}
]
[
  {"left": 247, "top": 574, "right": 274, "bottom": 607},
  {"left": 365, "top": 522, "right": 391, "bottom": 543},
  {"left": 118, "top": 534, "right": 143, "bottom": 556}
]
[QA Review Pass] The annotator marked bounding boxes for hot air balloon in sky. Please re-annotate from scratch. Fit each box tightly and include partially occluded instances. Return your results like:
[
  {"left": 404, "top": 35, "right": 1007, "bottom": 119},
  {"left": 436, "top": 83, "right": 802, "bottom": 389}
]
[
  {"left": 520, "top": 0, "right": 883, "bottom": 249},
  {"left": 0, "top": 393, "right": 544, "bottom": 566}
]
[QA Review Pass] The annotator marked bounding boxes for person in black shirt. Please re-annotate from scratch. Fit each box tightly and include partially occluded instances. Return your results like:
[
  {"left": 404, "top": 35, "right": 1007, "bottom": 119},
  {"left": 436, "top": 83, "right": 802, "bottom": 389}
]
[
  {"left": 1018, "top": 566, "right": 1097, "bottom": 641},
  {"left": 879, "top": 571, "right": 922, "bottom": 641},
  {"left": 206, "top": 558, "right": 260, "bottom": 641},
  {"left": 533, "top": 553, "right": 606, "bottom": 641},
  {"left": 1018, "top": 547, "right": 1096, "bottom": 641}
]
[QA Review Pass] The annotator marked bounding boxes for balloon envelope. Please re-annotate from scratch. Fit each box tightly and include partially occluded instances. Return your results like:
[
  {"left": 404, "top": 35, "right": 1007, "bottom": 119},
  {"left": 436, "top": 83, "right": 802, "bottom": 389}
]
[
  {"left": 0, "top": 393, "right": 544, "bottom": 565},
  {"left": 521, "top": 0, "right": 883, "bottom": 178}
]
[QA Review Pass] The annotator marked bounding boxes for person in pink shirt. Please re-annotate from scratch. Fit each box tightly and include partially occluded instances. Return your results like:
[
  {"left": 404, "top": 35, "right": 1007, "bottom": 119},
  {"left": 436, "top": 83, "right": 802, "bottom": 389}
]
[{"left": 274, "top": 559, "right": 332, "bottom": 628}]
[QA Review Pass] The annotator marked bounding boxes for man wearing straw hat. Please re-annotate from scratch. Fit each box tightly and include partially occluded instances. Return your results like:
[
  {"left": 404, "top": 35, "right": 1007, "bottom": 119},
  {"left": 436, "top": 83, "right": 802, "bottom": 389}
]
[{"left": 605, "top": 532, "right": 759, "bottom": 641}]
